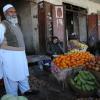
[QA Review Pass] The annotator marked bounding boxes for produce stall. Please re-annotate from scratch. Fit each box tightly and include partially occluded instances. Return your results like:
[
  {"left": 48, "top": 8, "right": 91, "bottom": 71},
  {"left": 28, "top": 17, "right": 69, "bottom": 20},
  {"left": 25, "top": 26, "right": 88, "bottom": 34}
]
[
  {"left": 68, "top": 39, "right": 88, "bottom": 51},
  {"left": 51, "top": 51, "right": 94, "bottom": 80},
  {"left": 51, "top": 50, "right": 100, "bottom": 97}
]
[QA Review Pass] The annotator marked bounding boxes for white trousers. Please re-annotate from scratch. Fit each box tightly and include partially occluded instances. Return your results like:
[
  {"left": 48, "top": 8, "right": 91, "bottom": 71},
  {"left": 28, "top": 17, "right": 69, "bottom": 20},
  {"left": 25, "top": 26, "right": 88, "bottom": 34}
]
[{"left": 3, "top": 76, "right": 30, "bottom": 96}]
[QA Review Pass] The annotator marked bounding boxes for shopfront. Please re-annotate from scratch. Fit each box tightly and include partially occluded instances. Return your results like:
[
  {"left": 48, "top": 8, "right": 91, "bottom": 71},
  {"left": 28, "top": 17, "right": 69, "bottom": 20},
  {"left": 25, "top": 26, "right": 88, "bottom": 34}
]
[
  {"left": 38, "top": 1, "right": 88, "bottom": 53},
  {"left": 63, "top": 3, "right": 87, "bottom": 51},
  {"left": 1, "top": 0, "right": 100, "bottom": 54}
]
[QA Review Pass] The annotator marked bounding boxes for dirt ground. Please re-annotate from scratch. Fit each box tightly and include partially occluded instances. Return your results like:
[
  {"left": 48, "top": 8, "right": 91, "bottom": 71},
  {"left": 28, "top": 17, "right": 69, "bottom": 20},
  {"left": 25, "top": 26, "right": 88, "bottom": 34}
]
[{"left": 0, "top": 64, "right": 100, "bottom": 100}]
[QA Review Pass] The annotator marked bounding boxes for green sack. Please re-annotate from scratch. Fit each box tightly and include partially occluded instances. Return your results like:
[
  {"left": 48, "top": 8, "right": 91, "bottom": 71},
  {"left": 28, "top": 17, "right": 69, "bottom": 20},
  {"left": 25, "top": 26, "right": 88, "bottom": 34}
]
[
  {"left": 1, "top": 94, "right": 17, "bottom": 100},
  {"left": 1, "top": 95, "right": 28, "bottom": 100}
]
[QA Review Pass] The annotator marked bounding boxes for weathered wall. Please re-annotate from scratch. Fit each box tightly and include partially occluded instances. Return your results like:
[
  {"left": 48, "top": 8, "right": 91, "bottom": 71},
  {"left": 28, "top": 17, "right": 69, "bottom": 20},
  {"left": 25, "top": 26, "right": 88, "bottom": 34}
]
[
  {"left": 15, "top": 0, "right": 100, "bottom": 54},
  {"left": 30, "top": 3, "right": 39, "bottom": 54},
  {"left": 38, "top": 0, "right": 100, "bottom": 14},
  {"left": 16, "top": 0, "right": 36, "bottom": 54}
]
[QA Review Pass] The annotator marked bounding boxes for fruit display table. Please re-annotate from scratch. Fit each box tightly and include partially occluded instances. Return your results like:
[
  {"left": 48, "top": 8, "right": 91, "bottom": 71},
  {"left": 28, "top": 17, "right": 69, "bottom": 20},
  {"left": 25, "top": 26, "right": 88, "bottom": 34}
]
[
  {"left": 27, "top": 55, "right": 51, "bottom": 64},
  {"left": 51, "top": 51, "right": 94, "bottom": 80},
  {"left": 49, "top": 50, "right": 100, "bottom": 96},
  {"left": 27, "top": 55, "right": 51, "bottom": 71},
  {"left": 50, "top": 51, "right": 99, "bottom": 90}
]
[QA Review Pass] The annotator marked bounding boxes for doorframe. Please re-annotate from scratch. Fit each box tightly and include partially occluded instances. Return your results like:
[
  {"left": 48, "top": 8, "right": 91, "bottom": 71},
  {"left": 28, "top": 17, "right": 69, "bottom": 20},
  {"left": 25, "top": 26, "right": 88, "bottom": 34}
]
[{"left": 63, "top": 3, "right": 88, "bottom": 48}]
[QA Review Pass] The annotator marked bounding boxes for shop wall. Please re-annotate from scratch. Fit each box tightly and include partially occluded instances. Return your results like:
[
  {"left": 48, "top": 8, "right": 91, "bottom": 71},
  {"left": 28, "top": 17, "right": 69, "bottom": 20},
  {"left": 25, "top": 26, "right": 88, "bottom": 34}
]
[
  {"left": 30, "top": 3, "right": 39, "bottom": 54},
  {"left": 16, "top": 0, "right": 36, "bottom": 54},
  {"left": 37, "top": 0, "right": 61, "bottom": 5},
  {"left": 38, "top": 0, "right": 100, "bottom": 14},
  {"left": 63, "top": 0, "right": 100, "bottom": 14}
]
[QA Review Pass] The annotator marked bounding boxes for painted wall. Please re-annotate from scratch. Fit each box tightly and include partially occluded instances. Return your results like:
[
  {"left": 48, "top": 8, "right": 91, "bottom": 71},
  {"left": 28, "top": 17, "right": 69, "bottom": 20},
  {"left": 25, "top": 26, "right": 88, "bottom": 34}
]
[
  {"left": 38, "top": 0, "right": 100, "bottom": 14},
  {"left": 30, "top": 3, "right": 39, "bottom": 54},
  {"left": 16, "top": 0, "right": 38, "bottom": 54}
]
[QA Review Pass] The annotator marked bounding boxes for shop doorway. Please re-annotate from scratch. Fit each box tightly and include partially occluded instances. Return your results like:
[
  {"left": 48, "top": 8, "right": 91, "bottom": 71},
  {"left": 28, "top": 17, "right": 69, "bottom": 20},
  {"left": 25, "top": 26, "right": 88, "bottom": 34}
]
[
  {"left": 66, "top": 11, "right": 79, "bottom": 40},
  {"left": 63, "top": 3, "right": 87, "bottom": 49}
]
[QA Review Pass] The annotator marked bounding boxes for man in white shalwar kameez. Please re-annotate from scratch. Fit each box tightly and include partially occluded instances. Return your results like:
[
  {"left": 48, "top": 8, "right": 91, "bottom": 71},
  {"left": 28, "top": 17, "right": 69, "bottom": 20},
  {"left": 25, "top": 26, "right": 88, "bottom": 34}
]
[{"left": 0, "top": 4, "right": 39, "bottom": 96}]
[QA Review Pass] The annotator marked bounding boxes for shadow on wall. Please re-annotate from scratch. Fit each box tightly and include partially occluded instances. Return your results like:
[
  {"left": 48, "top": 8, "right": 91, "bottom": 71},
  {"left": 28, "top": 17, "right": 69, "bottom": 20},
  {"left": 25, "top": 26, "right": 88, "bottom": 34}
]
[{"left": 87, "top": 40, "right": 100, "bottom": 55}]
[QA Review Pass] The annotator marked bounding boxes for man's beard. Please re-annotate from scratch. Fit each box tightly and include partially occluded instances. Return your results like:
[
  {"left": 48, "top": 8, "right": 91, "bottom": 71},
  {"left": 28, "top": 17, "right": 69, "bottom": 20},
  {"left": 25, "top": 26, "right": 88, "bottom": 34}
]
[{"left": 6, "top": 15, "right": 18, "bottom": 25}]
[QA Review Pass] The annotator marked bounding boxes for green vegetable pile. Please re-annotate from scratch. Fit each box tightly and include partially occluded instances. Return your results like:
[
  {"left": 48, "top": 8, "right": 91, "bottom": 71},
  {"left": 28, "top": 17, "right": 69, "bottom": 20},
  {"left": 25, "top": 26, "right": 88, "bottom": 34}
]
[{"left": 70, "top": 71, "right": 98, "bottom": 92}]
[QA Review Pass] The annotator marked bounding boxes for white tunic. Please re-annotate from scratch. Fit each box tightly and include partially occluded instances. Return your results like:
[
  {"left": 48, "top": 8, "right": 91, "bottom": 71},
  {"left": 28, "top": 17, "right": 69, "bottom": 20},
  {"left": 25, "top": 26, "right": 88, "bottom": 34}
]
[{"left": 0, "top": 23, "right": 29, "bottom": 81}]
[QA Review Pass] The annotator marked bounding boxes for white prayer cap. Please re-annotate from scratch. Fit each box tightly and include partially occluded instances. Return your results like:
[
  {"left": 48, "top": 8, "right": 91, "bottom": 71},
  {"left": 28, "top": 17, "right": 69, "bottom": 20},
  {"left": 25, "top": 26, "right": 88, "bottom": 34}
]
[{"left": 3, "top": 4, "right": 14, "bottom": 13}]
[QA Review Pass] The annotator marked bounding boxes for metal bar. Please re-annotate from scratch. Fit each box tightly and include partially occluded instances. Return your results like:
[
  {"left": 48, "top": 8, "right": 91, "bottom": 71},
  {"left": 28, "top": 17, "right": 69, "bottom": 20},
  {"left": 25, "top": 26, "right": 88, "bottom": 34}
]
[{"left": 65, "top": 8, "right": 87, "bottom": 15}]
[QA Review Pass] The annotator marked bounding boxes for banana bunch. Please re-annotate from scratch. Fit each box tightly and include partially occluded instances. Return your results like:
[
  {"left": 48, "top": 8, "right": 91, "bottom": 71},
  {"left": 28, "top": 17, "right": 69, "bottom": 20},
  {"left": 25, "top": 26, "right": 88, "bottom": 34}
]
[
  {"left": 79, "top": 43, "right": 88, "bottom": 51},
  {"left": 67, "top": 49, "right": 80, "bottom": 54},
  {"left": 69, "top": 40, "right": 88, "bottom": 51}
]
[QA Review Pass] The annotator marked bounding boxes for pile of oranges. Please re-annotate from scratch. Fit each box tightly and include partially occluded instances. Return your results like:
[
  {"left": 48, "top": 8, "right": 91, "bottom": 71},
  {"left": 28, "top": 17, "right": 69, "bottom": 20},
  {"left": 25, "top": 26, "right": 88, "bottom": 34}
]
[{"left": 53, "top": 52, "right": 94, "bottom": 70}]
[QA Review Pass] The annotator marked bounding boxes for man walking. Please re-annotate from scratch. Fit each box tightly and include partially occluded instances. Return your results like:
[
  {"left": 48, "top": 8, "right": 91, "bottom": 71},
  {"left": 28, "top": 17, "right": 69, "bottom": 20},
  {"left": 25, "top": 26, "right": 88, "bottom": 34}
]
[{"left": 0, "top": 4, "right": 39, "bottom": 96}]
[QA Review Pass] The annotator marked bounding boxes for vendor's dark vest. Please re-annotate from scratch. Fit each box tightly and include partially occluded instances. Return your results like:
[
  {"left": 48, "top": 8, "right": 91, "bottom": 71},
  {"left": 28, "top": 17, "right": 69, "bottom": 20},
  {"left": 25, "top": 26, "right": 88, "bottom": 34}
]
[{"left": 2, "top": 20, "right": 24, "bottom": 47}]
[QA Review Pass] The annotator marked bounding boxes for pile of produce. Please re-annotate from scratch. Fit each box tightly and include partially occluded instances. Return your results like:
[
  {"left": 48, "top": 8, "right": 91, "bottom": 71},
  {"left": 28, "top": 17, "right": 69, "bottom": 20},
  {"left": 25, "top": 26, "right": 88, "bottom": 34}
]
[
  {"left": 78, "top": 42, "right": 88, "bottom": 51},
  {"left": 67, "top": 49, "right": 80, "bottom": 54},
  {"left": 69, "top": 71, "right": 98, "bottom": 93},
  {"left": 53, "top": 52, "right": 94, "bottom": 70},
  {"left": 68, "top": 40, "right": 88, "bottom": 51},
  {"left": 84, "top": 56, "right": 100, "bottom": 71}
]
